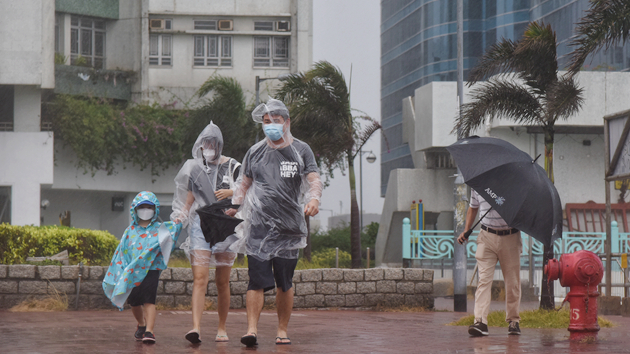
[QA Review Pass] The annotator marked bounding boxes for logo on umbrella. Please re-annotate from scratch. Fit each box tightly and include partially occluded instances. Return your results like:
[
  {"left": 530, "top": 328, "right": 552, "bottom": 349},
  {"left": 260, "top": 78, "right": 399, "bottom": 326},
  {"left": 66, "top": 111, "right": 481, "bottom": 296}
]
[{"left": 485, "top": 188, "right": 505, "bottom": 206}]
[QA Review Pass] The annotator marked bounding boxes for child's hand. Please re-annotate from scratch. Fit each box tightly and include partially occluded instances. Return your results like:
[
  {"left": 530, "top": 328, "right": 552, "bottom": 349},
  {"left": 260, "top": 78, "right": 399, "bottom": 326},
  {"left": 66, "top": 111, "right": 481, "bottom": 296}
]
[
  {"left": 215, "top": 189, "right": 233, "bottom": 201},
  {"left": 225, "top": 208, "right": 238, "bottom": 217}
]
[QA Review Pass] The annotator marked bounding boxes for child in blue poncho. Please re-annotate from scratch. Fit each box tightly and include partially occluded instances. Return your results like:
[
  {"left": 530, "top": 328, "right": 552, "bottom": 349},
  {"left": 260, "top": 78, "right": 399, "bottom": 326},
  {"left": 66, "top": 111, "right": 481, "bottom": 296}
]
[{"left": 103, "top": 191, "right": 182, "bottom": 344}]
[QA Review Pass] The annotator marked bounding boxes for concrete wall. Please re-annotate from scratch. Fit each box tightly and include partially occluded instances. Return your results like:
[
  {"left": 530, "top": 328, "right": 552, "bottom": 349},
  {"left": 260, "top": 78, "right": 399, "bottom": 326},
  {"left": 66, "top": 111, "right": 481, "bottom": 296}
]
[
  {"left": 0, "top": 133, "right": 54, "bottom": 226},
  {"left": 0, "top": 265, "right": 435, "bottom": 310},
  {"left": 0, "top": 0, "right": 54, "bottom": 88}
]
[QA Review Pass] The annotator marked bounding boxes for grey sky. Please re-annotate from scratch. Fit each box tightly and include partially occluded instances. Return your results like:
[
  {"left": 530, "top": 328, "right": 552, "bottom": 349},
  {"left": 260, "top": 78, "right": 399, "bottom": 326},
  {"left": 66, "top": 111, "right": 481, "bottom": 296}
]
[{"left": 312, "top": 0, "right": 382, "bottom": 228}]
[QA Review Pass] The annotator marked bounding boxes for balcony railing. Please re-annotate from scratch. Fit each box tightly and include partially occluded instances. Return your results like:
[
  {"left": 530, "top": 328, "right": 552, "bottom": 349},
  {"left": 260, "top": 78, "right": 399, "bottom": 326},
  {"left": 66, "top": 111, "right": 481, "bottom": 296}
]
[{"left": 54, "top": 64, "right": 135, "bottom": 101}]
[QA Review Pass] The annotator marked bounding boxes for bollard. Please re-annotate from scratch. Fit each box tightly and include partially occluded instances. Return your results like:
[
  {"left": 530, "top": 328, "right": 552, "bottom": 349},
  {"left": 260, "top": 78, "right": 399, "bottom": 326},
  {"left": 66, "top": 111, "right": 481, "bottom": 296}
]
[
  {"left": 335, "top": 247, "right": 339, "bottom": 268},
  {"left": 75, "top": 262, "right": 83, "bottom": 310},
  {"left": 366, "top": 247, "right": 370, "bottom": 268},
  {"left": 545, "top": 250, "right": 604, "bottom": 341}
]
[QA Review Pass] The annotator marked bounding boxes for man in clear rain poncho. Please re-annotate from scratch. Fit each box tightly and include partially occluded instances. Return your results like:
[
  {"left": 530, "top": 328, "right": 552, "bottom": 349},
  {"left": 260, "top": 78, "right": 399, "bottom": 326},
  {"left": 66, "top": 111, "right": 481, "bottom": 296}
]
[
  {"left": 225, "top": 98, "right": 323, "bottom": 347},
  {"left": 171, "top": 122, "right": 242, "bottom": 344}
]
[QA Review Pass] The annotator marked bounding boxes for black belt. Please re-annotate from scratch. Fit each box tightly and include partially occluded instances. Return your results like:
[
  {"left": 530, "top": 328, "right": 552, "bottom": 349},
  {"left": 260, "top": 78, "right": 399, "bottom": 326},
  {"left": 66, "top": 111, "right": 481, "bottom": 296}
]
[{"left": 481, "top": 225, "right": 519, "bottom": 236}]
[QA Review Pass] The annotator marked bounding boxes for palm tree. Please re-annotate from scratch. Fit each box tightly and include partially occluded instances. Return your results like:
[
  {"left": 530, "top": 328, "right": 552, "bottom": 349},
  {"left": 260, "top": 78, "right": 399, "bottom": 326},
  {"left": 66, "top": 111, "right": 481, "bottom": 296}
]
[
  {"left": 192, "top": 75, "right": 257, "bottom": 162},
  {"left": 453, "top": 22, "right": 584, "bottom": 309},
  {"left": 567, "top": 0, "right": 630, "bottom": 75},
  {"left": 276, "top": 61, "right": 382, "bottom": 268}
]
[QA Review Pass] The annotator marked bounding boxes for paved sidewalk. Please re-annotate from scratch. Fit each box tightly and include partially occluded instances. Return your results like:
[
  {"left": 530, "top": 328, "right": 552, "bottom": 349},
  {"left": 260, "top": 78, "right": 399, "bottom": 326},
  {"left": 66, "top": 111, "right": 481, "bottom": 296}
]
[{"left": 1, "top": 305, "right": 629, "bottom": 353}]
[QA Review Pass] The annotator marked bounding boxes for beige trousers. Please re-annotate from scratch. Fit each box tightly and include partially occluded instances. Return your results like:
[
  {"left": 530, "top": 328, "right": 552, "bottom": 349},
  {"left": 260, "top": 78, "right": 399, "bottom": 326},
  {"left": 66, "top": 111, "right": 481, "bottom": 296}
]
[{"left": 473, "top": 229, "right": 522, "bottom": 324}]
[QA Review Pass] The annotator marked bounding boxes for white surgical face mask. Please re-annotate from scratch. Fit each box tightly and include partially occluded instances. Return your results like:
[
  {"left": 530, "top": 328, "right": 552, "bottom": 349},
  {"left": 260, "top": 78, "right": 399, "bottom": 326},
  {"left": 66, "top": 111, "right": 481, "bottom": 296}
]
[
  {"left": 137, "top": 208, "right": 155, "bottom": 221},
  {"left": 203, "top": 149, "right": 216, "bottom": 161}
]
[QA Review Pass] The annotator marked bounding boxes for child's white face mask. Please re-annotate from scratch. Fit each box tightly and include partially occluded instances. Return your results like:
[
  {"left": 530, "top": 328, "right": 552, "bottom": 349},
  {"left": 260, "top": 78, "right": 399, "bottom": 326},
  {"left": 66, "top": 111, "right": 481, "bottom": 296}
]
[{"left": 137, "top": 208, "right": 155, "bottom": 221}]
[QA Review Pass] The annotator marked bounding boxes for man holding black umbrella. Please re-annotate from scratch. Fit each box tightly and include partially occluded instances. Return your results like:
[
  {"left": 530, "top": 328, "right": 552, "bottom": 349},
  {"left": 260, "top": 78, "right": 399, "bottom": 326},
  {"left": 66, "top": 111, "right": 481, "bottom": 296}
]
[{"left": 458, "top": 189, "right": 522, "bottom": 336}]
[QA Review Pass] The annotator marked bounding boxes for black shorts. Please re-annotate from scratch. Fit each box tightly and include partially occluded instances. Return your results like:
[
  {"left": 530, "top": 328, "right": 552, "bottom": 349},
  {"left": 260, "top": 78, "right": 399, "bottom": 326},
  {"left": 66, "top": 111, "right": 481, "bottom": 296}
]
[
  {"left": 127, "top": 270, "right": 160, "bottom": 307},
  {"left": 247, "top": 256, "right": 298, "bottom": 292}
]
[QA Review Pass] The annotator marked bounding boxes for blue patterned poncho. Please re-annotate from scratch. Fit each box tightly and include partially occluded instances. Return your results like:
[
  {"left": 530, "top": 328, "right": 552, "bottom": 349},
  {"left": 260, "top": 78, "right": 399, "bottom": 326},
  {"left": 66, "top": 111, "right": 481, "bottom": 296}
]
[{"left": 102, "top": 191, "right": 182, "bottom": 310}]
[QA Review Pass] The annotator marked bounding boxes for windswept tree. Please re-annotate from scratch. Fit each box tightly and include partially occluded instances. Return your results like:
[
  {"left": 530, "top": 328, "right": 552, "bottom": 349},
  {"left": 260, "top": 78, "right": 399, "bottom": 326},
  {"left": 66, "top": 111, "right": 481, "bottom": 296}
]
[
  {"left": 276, "top": 61, "right": 382, "bottom": 268},
  {"left": 568, "top": 0, "right": 630, "bottom": 75},
  {"left": 191, "top": 75, "right": 257, "bottom": 162},
  {"left": 452, "top": 22, "right": 584, "bottom": 309}
]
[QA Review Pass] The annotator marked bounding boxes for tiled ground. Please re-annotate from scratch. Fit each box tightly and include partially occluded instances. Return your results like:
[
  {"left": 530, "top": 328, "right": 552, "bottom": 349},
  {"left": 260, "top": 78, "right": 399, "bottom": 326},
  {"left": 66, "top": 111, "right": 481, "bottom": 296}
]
[{"left": 1, "top": 304, "right": 629, "bottom": 353}]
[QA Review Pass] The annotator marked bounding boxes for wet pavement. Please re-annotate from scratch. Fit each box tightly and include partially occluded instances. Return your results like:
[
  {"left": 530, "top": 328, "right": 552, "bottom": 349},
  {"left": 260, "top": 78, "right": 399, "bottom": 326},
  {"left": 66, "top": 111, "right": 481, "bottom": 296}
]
[{"left": 1, "top": 304, "right": 629, "bottom": 353}]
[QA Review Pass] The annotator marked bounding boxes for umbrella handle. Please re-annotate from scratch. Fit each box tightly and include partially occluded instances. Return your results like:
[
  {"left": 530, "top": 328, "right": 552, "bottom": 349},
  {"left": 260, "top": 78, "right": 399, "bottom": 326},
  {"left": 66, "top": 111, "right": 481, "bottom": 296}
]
[{"left": 465, "top": 207, "right": 493, "bottom": 239}]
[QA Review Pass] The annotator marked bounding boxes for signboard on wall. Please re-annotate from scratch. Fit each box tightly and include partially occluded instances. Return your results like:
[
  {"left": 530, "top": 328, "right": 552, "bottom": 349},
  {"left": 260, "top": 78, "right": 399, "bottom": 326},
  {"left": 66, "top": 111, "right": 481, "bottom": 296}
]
[
  {"left": 606, "top": 109, "right": 630, "bottom": 180},
  {"left": 112, "top": 197, "right": 125, "bottom": 212}
]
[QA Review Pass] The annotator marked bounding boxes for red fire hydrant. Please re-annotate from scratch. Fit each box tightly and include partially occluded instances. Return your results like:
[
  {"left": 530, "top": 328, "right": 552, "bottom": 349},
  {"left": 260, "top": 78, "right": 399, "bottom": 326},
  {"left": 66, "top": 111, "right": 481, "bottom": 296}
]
[{"left": 544, "top": 250, "right": 604, "bottom": 341}]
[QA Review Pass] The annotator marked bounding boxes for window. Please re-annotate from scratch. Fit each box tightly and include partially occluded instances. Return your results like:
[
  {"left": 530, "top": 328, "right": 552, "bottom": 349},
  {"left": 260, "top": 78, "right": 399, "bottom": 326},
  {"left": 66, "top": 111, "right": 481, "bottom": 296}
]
[
  {"left": 70, "top": 16, "right": 106, "bottom": 69},
  {"left": 149, "top": 34, "right": 172, "bottom": 66},
  {"left": 194, "top": 20, "right": 216, "bottom": 30},
  {"left": 253, "top": 36, "right": 289, "bottom": 67},
  {"left": 254, "top": 21, "right": 273, "bottom": 31},
  {"left": 194, "top": 35, "right": 232, "bottom": 67},
  {"left": 0, "top": 86, "right": 14, "bottom": 131},
  {"left": 0, "top": 186, "right": 11, "bottom": 224},
  {"left": 55, "top": 16, "right": 60, "bottom": 54}
]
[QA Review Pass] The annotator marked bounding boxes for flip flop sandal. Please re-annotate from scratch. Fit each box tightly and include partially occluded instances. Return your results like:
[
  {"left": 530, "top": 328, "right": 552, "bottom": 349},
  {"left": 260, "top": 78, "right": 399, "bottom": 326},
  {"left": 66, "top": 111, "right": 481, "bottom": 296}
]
[
  {"left": 185, "top": 330, "right": 202, "bottom": 344},
  {"left": 276, "top": 337, "right": 291, "bottom": 345},
  {"left": 215, "top": 335, "right": 229, "bottom": 342},
  {"left": 240, "top": 333, "right": 258, "bottom": 347}
]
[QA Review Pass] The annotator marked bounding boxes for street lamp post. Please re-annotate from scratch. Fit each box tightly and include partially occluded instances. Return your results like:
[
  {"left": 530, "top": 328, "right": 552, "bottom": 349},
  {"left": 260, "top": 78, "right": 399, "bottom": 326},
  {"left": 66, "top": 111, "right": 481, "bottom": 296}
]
[
  {"left": 255, "top": 74, "right": 291, "bottom": 106},
  {"left": 358, "top": 150, "right": 377, "bottom": 232}
]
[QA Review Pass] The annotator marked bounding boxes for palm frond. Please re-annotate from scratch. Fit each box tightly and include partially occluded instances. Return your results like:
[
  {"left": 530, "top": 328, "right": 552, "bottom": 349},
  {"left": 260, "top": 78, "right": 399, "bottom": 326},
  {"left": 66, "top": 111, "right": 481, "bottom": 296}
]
[
  {"left": 568, "top": 0, "right": 630, "bottom": 75},
  {"left": 469, "top": 22, "right": 559, "bottom": 94},
  {"left": 352, "top": 117, "right": 382, "bottom": 159},
  {"left": 545, "top": 76, "right": 584, "bottom": 122},
  {"left": 467, "top": 39, "right": 518, "bottom": 85},
  {"left": 453, "top": 79, "right": 543, "bottom": 136},
  {"left": 515, "top": 22, "right": 559, "bottom": 93}
]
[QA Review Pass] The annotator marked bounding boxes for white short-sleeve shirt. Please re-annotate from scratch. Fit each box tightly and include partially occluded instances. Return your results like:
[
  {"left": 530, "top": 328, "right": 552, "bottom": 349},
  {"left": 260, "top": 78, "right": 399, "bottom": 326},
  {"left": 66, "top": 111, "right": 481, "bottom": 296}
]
[{"left": 469, "top": 189, "right": 510, "bottom": 230}]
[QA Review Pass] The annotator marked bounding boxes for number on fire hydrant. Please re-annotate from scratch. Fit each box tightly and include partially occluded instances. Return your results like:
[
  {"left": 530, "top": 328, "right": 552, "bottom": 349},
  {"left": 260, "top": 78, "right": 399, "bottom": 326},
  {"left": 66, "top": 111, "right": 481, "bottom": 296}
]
[{"left": 571, "top": 308, "right": 580, "bottom": 320}]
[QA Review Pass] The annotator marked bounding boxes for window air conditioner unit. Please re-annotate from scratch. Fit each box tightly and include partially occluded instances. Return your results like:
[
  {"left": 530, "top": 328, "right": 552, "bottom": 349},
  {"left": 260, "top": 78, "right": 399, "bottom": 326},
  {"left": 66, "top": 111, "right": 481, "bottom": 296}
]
[
  {"left": 218, "top": 19, "right": 233, "bottom": 31},
  {"left": 149, "top": 19, "right": 165, "bottom": 30},
  {"left": 276, "top": 21, "right": 290, "bottom": 32}
]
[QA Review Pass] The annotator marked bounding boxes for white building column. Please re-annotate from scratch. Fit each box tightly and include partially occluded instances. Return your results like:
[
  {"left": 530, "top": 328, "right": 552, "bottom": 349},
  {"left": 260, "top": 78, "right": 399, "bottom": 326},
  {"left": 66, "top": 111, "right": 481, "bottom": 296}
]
[
  {"left": 13, "top": 86, "right": 42, "bottom": 132},
  {"left": 11, "top": 181, "right": 41, "bottom": 226}
]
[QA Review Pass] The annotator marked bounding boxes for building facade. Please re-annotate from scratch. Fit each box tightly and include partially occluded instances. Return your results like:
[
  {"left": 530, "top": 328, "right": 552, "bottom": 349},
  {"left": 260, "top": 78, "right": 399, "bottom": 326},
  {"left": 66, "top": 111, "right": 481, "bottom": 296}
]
[
  {"left": 380, "top": 0, "right": 630, "bottom": 196},
  {"left": 0, "top": 0, "right": 312, "bottom": 238}
]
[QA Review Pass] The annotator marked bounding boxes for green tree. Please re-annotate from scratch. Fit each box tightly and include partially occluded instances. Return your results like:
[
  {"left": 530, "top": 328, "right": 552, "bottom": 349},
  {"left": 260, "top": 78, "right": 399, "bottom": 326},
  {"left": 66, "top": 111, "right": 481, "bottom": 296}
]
[
  {"left": 192, "top": 75, "right": 258, "bottom": 162},
  {"left": 567, "top": 0, "right": 630, "bottom": 75},
  {"left": 275, "top": 61, "right": 382, "bottom": 268},
  {"left": 452, "top": 22, "right": 584, "bottom": 309}
]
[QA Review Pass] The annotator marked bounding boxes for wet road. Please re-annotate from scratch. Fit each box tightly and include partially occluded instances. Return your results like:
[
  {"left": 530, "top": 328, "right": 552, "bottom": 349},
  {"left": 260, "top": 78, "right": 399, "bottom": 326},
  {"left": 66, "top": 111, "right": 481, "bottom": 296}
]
[{"left": 1, "top": 308, "right": 629, "bottom": 353}]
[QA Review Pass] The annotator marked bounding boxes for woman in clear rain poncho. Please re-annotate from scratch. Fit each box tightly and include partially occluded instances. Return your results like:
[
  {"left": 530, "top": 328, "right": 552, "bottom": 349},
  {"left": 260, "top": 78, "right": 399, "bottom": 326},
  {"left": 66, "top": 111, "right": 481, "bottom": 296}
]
[
  {"left": 225, "top": 98, "right": 323, "bottom": 346},
  {"left": 171, "top": 122, "right": 241, "bottom": 344}
]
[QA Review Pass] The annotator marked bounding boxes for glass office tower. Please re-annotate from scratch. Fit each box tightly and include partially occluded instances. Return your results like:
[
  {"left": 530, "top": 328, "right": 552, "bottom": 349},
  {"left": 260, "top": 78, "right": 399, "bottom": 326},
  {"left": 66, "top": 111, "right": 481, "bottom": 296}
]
[{"left": 380, "top": 0, "right": 630, "bottom": 196}]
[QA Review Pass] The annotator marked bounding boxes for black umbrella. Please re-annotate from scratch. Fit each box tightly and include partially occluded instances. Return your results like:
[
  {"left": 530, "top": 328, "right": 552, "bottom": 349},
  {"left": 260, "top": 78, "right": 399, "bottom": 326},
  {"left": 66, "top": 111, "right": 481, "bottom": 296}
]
[
  {"left": 196, "top": 199, "right": 243, "bottom": 247},
  {"left": 446, "top": 136, "right": 562, "bottom": 248}
]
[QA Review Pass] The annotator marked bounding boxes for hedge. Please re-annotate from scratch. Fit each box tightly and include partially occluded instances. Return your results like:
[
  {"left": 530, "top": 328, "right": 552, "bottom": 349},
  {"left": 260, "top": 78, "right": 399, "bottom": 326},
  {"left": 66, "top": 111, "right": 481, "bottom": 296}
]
[{"left": 0, "top": 223, "right": 119, "bottom": 265}]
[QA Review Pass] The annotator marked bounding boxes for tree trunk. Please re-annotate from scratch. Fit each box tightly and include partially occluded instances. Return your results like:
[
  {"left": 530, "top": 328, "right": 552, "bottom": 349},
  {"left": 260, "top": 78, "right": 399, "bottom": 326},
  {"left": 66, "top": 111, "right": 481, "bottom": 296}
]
[
  {"left": 304, "top": 215, "right": 311, "bottom": 262},
  {"left": 540, "top": 127, "right": 555, "bottom": 310},
  {"left": 348, "top": 152, "right": 362, "bottom": 268}
]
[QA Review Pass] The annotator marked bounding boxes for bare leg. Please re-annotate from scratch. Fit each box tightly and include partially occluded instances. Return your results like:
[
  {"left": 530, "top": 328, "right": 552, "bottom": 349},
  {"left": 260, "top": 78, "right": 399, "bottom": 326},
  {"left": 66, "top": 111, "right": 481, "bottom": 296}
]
[
  {"left": 131, "top": 305, "right": 145, "bottom": 326},
  {"left": 144, "top": 303, "right": 157, "bottom": 333},
  {"left": 244, "top": 289, "right": 264, "bottom": 336},
  {"left": 215, "top": 266, "right": 231, "bottom": 338},
  {"left": 276, "top": 287, "right": 294, "bottom": 342},
  {"left": 191, "top": 254, "right": 211, "bottom": 333}
]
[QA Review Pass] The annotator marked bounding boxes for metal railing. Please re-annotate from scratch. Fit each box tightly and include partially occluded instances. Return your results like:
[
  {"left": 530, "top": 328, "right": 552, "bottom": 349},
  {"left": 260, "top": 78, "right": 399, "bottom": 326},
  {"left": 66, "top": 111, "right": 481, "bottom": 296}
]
[
  {"left": 402, "top": 218, "right": 630, "bottom": 297},
  {"left": 403, "top": 219, "right": 630, "bottom": 260}
]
